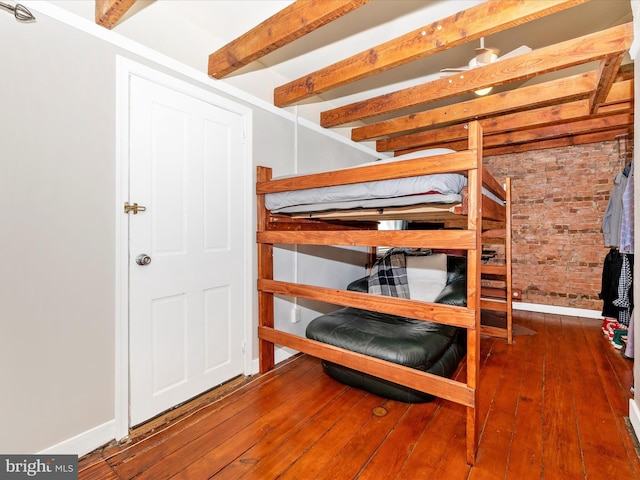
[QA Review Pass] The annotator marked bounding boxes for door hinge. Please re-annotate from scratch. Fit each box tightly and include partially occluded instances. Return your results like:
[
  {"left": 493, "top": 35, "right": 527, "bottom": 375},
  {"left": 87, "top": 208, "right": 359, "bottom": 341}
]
[{"left": 124, "top": 202, "right": 147, "bottom": 215}]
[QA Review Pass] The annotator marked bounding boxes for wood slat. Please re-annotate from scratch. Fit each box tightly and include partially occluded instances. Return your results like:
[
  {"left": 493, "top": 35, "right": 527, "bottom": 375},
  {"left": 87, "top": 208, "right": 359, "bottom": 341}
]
[
  {"left": 466, "top": 123, "right": 483, "bottom": 465},
  {"left": 257, "top": 229, "right": 478, "bottom": 250},
  {"left": 480, "top": 325, "right": 507, "bottom": 339},
  {"left": 480, "top": 300, "right": 508, "bottom": 312},
  {"left": 309, "top": 400, "right": 410, "bottom": 480},
  {"left": 170, "top": 371, "right": 347, "bottom": 479},
  {"left": 108, "top": 356, "right": 322, "bottom": 478},
  {"left": 483, "top": 228, "right": 507, "bottom": 240},
  {"left": 256, "top": 150, "right": 477, "bottom": 194},
  {"left": 208, "top": 0, "right": 370, "bottom": 78},
  {"left": 258, "top": 279, "right": 476, "bottom": 328},
  {"left": 603, "top": 78, "right": 635, "bottom": 105},
  {"left": 280, "top": 203, "right": 463, "bottom": 223},
  {"left": 481, "top": 195, "right": 506, "bottom": 222},
  {"left": 540, "top": 316, "right": 587, "bottom": 477},
  {"left": 95, "top": 0, "right": 136, "bottom": 29},
  {"left": 379, "top": 80, "right": 633, "bottom": 153},
  {"left": 400, "top": 113, "right": 634, "bottom": 154},
  {"left": 482, "top": 265, "right": 506, "bottom": 275},
  {"left": 356, "top": 402, "right": 441, "bottom": 480},
  {"left": 484, "top": 126, "right": 633, "bottom": 156},
  {"left": 460, "top": 111, "right": 634, "bottom": 153},
  {"left": 321, "top": 22, "right": 632, "bottom": 128},
  {"left": 351, "top": 71, "right": 597, "bottom": 142},
  {"left": 591, "top": 53, "right": 626, "bottom": 113},
  {"left": 79, "top": 313, "right": 639, "bottom": 479},
  {"left": 257, "top": 166, "right": 275, "bottom": 373},
  {"left": 134, "top": 362, "right": 333, "bottom": 480},
  {"left": 277, "top": 393, "right": 394, "bottom": 480},
  {"left": 77, "top": 462, "right": 119, "bottom": 480},
  {"left": 259, "top": 326, "right": 476, "bottom": 407},
  {"left": 214, "top": 387, "right": 370, "bottom": 479},
  {"left": 274, "top": 0, "right": 588, "bottom": 107}
]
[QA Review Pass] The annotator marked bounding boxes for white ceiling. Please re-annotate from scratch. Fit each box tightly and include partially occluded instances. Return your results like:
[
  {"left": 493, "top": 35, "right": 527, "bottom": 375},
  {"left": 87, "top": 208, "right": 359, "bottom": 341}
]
[{"left": 46, "top": 0, "right": 633, "bottom": 132}]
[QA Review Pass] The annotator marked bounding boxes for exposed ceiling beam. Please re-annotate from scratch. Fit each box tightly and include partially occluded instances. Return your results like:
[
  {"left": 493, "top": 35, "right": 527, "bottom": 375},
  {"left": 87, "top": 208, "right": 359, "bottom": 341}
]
[
  {"left": 95, "top": 0, "right": 136, "bottom": 29},
  {"left": 599, "top": 78, "right": 635, "bottom": 106},
  {"left": 208, "top": 0, "right": 370, "bottom": 79},
  {"left": 489, "top": 112, "right": 633, "bottom": 145},
  {"left": 377, "top": 79, "right": 634, "bottom": 152},
  {"left": 379, "top": 101, "right": 592, "bottom": 152},
  {"left": 483, "top": 127, "right": 632, "bottom": 156},
  {"left": 396, "top": 122, "right": 633, "bottom": 156},
  {"left": 351, "top": 71, "right": 598, "bottom": 142},
  {"left": 273, "top": 0, "right": 588, "bottom": 107},
  {"left": 321, "top": 22, "right": 632, "bottom": 128},
  {"left": 590, "top": 53, "right": 625, "bottom": 113},
  {"left": 415, "top": 112, "right": 633, "bottom": 152}
]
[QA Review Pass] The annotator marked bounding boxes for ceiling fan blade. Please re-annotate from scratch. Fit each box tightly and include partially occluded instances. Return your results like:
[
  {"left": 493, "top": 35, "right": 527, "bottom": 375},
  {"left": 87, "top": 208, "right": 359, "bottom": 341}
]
[{"left": 498, "top": 45, "right": 532, "bottom": 61}]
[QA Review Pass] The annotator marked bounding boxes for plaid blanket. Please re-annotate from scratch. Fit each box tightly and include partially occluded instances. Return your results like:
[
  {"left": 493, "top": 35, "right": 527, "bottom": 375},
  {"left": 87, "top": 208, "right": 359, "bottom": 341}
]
[{"left": 368, "top": 248, "right": 410, "bottom": 298}]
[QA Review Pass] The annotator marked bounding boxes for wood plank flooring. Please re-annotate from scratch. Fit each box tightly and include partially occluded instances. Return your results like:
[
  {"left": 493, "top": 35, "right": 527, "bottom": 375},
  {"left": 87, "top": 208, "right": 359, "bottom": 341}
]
[{"left": 79, "top": 311, "right": 639, "bottom": 479}]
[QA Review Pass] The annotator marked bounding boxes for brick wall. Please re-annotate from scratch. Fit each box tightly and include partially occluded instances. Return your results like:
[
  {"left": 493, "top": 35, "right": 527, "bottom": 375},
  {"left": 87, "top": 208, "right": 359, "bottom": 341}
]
[{"left": 485, "top": 140, "right": 629, "bottom": 312}]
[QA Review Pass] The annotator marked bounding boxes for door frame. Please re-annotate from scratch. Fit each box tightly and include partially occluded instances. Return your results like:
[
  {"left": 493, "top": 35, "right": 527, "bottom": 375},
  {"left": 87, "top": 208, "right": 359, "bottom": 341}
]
[{"left": 115, "top": 57, "right": 254, "bottom": 439}]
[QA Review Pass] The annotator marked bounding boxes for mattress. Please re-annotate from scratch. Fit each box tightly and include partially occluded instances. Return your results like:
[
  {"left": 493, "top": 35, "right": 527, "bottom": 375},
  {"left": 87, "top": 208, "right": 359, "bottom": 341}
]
[{"left": 264, "top": 148, "right": 501, "bottom": 214}]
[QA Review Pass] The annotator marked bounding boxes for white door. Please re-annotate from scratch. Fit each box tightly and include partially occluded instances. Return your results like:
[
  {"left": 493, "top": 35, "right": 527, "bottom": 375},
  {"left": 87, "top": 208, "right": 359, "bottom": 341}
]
[{"left": 128, "top": 75, "right": 246, "bottom": 426}]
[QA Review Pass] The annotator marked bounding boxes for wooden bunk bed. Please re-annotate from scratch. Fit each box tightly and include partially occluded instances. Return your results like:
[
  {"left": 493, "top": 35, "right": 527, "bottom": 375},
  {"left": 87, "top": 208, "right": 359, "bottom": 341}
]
[{"left": 256, "top": 121, "right": 512, "bottom": 464}]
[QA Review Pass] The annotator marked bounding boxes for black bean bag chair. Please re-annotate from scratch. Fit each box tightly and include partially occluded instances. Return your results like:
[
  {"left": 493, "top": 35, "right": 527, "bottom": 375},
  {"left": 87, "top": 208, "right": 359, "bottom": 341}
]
[{"left": 306, "top": 255, "right": 467, "bottom": 403}]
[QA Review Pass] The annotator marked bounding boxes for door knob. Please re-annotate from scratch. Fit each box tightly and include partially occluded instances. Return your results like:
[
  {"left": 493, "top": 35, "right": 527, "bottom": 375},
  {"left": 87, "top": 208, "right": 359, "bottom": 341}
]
[{"left": 136, "top": 254, "right": 152, "bottom": 266}]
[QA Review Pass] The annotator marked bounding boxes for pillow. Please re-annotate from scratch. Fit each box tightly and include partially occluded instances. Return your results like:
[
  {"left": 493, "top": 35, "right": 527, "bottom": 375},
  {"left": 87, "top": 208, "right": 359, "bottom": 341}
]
[{"left": 406, "top": 253, "right": 448, "bottom": 302}]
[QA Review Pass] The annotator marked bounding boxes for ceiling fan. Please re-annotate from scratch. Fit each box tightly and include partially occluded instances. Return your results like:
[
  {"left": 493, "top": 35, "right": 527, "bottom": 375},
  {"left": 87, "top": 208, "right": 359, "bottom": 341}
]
[
  {"left": 441, "top": 38, "right": 531, "bottom": 73},
  {"left": 440, "top": 38, "right": 531, "bottom": 95}
]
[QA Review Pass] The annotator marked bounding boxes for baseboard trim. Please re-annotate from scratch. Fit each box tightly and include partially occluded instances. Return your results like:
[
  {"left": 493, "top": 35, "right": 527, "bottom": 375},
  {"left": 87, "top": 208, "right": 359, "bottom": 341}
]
[
  {"left": 38, "top": 420, "right": 116, "bottom": 457},
  {"left": 513, "top": 302, "right": 601, "bottom": 319}
]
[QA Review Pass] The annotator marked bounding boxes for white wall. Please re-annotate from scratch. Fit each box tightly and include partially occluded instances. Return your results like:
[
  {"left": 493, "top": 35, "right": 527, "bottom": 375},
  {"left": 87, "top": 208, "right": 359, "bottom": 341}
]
[
  {"left": 0, "top": 10, "right": 118, "bottom": 454},
  {"left": 0, "top": 5, "right": 377, "bottom": 456}
]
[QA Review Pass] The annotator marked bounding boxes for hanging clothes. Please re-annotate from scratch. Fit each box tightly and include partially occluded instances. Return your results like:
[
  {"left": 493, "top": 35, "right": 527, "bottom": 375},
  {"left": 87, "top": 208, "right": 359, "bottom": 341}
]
[
  {"left": 602, "top": 168, "right": 628, "bottom": 248},
  {"left": 601, "top": 158, "right": 634, "bottom": 326},
  {"left": 620, "top": 161, "right": 634, "bottom": 254},
  {"left": 600, "top": 248, "right": 624, "bottom": 318},
  {"left": 612, "top": 253, "right": 633, "bottom": 327}
]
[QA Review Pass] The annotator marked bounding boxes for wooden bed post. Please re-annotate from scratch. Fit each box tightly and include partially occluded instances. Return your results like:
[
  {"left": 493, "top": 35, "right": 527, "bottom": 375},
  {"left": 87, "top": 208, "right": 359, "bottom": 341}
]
[
  {"left": 505, "top": 177, "right": 513, "bottom": 345},
  {"left": 257, "top": 166, "right": 275, "bottom": 373},
  {"left": 466, "top": 120, "right": 483, "bottom": 465}
]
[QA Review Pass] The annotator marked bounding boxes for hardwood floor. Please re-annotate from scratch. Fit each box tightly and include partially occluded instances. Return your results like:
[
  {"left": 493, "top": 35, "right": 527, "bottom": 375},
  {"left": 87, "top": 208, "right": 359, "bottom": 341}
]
[{"left": 79, "top": 311, "right": 639, "bottom": 479}]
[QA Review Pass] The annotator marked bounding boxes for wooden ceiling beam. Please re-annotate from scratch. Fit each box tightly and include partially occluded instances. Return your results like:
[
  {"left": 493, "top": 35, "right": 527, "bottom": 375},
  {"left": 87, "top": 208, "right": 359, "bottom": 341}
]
[
  {"left": 208, "top": 0, "right": 370, "bottom": 79},
  {"left": 485, "top": 112, "right": 633, "bottom": 147},
  {"left": 351, "top": 71, "right": 598, "bottom": 142},
  {"left": 379, "top": 101, "right": 591, "bottom": 152},
  {"left": 483, "top": 127, "right": 632, "bottom": 156},
  {"left": 616, "top": 63, "right": 634, "bottom": 81},
  {"left": 322, "top": 22, "right": 632, "bottom": 128},
  {"left": 273, "top": 0, "right": 588, "bottom": 107},
  {"left": 377, "top": 79, "right": 634, "bottom": 152},
  {"left": 398, "top": 119, "right": 633, "bottom": 156},
  {"left": 591, "top": 53, "right": 626, "bottom": 113},
  {"left": 95, "top": 0, "right": 136, "bottom": 29}
]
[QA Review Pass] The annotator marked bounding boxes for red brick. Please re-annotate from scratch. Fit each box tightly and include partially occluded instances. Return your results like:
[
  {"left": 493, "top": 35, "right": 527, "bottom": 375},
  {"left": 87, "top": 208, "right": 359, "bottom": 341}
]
[{"left": 486, "top": 140, "right": 625, "bottom": 312}]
